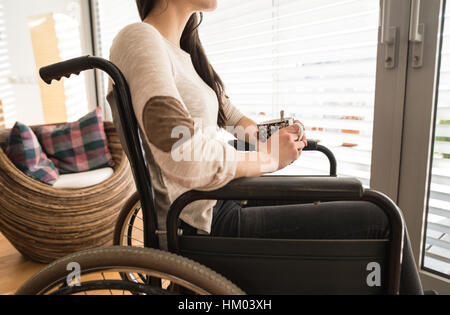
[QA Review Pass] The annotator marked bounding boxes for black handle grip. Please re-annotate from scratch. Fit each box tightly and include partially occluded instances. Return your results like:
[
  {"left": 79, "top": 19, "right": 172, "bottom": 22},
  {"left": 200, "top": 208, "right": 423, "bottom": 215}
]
[
  {"left": 39, "top": 55, "right": 95, "bottom": 84},
  {"left": 304, "top": 139, "right": 318, "bottom": 150}
]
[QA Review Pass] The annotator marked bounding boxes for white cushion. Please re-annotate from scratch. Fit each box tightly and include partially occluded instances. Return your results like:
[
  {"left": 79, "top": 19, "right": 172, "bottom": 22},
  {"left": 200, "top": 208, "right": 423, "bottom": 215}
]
[{"left": 53, "top": 168, "right": 114, "bottom": 190}]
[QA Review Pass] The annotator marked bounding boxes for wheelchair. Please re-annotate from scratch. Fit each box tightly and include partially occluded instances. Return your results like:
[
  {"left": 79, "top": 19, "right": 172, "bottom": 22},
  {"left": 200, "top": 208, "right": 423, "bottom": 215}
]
[{"left": 16, "top": 56, "right": 406, "bottom": 295}]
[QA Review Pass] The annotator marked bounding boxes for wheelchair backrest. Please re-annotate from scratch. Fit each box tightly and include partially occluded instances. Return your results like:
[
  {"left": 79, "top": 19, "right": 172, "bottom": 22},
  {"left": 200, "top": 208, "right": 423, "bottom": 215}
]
[{"left": 106, "top": 83, "right": 160, "bottom": 249}]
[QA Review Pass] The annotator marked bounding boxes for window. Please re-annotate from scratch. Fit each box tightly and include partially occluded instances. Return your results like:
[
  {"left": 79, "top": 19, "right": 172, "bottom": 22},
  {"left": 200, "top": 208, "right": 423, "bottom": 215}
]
[
  {"left": 422, "top": 2, "right": 450, "bottom": 278},
  {"left": 393, "top": 0, "right": 450, "bottom": 291},
  {"left": 200, "top": 0, "right": 379, "bottom": 185},
  {"left": 91, "top": 0, "right": 140, "bottom": 109},
  {"left": 92, "top": 0, "right": 378, "bottom": 185},
  {"left": 1, "top": 0, "right": 93, "bottom": 126}
]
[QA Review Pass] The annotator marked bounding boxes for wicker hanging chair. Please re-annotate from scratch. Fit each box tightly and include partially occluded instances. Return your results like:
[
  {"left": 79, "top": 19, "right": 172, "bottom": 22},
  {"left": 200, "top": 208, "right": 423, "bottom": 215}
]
[{"left": 0, "top": 121, "right": 135, "bottom": 263}]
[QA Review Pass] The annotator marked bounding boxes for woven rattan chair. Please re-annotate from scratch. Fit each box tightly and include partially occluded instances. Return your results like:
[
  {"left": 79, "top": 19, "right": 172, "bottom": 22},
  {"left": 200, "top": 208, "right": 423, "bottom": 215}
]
[{"left": 0, "top": 121, "right": 135, "bottom": 263}]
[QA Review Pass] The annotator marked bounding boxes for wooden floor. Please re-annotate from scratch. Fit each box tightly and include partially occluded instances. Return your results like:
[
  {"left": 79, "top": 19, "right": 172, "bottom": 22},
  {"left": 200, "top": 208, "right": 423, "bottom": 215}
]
[{"left": 0, "top": 233, "right": 45, "bottom": 295}]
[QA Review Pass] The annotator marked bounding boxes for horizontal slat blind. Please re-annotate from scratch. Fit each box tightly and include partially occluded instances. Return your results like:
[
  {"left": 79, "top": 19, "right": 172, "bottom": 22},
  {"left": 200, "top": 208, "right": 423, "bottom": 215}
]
[
  {"left": 93, "top": 0, "right": 379, "bottom": 186},
  {"left": 92, "top": 0, "right": 140, "bottom": 107},
  {"left": 53, "top": 13, "right": 90, "bottom": 122},
  {"left": 200, "top": 0, "right": 379, "bottom": 186},
  {"left": 93, "top": 0, "right": 140, "bottom": 58},
  {"left": 423, "top": 10, "right": 450, "bottom": 277},
  {"left": 0, "top": 0, "right": 15, "bottom": 127}
]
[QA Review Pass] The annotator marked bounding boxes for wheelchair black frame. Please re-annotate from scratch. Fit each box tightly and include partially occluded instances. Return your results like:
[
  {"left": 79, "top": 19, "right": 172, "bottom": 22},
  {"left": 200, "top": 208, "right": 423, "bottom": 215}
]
[{"left": 39, "top": 56, "right": 406, "bottom": 294}]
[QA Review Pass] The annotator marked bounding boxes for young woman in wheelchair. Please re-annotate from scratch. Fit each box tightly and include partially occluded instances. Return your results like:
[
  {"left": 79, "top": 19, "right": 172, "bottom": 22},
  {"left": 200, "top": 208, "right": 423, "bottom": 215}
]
[{"left": 108, "top": 0, "right": 423, "bottom": 294}]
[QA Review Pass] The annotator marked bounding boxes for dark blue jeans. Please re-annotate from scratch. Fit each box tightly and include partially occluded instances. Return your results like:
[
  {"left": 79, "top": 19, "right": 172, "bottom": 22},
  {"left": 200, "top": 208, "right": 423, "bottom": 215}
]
[{"left": 182, "top": 199, "right": 423, "bottom": 295}]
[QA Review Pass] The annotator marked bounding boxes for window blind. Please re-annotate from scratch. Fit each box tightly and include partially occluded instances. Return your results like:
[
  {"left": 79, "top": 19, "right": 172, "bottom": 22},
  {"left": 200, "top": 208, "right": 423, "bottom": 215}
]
[
  {"left": 200, "top": 0, "right": 379, "bottom": 186},
  {"left": 92, "top": 0, "right": 378, "bottom": 186},
  {"left": 0, "top": 0, "right": 15, "bottom": 127},
  {"left": 422, "top": 9, "right": 450, "bottom": 277},
  {"left": 53, "top": 12, "right": 90, "bottom": 122},
  {"left": 91, "top": 0, "right": 140, "bottom": 107}
]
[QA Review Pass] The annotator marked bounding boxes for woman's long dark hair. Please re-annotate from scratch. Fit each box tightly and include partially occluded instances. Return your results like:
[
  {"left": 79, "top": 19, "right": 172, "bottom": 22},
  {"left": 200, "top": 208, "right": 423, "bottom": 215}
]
[{"left": 136, "top": 0, "right": 228, "bottom": 128}]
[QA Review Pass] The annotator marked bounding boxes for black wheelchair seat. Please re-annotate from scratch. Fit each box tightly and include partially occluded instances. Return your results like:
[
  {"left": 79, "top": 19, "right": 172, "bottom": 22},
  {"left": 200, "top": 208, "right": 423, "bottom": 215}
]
[{"left": 178, "top": 236, "right": 389, "bottom": 295}]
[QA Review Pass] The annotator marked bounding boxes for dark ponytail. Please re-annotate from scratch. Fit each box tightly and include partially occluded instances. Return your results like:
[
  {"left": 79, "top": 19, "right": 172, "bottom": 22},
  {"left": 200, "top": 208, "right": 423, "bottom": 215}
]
[{"left": 136, "top": 0, "right": 228, "bottom": 128}]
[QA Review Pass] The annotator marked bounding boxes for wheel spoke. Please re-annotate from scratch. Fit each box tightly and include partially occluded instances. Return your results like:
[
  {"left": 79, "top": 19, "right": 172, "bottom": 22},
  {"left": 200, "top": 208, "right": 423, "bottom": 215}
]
[
  {"left": 127, "top": 224, "right": 144, "bottom": 232},
  {"left": 124, "top": 236, "right": 144, "bottom": 244}
]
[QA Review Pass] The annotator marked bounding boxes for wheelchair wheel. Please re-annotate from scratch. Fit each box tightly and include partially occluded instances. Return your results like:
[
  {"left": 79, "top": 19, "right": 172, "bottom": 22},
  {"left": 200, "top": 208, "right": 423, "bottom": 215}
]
[
  {"left": 16, "top": 246, "right": 245, "bottom": 295},
  {"left": 114, "top": 192, "right": 144, "bottom": 248},
  {"left": 114, "top": 193, "right": 185, "bottom": 288},
  {"left": 114, "top": 192, "right": 150, "bottom": 284}
]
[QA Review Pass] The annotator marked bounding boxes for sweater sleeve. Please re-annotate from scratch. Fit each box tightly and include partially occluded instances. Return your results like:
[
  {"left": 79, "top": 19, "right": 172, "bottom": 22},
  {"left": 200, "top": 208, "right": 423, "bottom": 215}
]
[
  {"left": 222, "top": 95, "right": 245, "bottom": 127},
  {"left": 109, "top": 23, "right": 238, "bottom": 191}
]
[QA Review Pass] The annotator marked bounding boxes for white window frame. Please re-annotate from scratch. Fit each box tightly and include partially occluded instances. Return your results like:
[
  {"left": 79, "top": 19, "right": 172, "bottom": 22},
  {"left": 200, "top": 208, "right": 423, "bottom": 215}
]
[{"left": 371, "top": 0, "right": 412, "bottom": 201}]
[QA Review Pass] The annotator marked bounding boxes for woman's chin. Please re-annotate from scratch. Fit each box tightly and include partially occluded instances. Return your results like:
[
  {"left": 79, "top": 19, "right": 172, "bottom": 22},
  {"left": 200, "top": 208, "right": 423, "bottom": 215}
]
[{"left": 194, "top": 0, "right": 218, "bottom": 12}]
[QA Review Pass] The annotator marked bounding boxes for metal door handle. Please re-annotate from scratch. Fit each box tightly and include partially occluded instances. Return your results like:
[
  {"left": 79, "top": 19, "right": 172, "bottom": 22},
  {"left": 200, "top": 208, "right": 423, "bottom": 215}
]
[
  {"left": 381, "top": 0, "right": 395, "bottom": 44},
  {"left": 380, "top": 0, "right": 397, "bottom": 69},
  {"left": 409, "top": 0, "right": 425, "bottom": 68},
  {"left": 410, "top": 0, "right": 423, "bottom": 42}
]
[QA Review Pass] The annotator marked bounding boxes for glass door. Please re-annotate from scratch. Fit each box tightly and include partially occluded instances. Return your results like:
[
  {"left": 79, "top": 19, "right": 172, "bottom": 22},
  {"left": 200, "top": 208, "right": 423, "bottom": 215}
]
[
  {"left": 423, "top": 0, "right": 450, "bottom": 281},
  {"left": 90, "top": 0, "right": 140, "bottom": 111},
  {"left": 92, "top": 0, "right": 410, "bottom": 186},
  {"left": 398, "top": 0, "right": 450, "bottom": 293},
  {"left": 200, "top": 0, "right": 411, "bottom": 189},
  {"left": 92, "top": 0, "right": 410, "bottom": 189},
  {"left": 202, "top": 0, "right": 381, "bottom": 186}
]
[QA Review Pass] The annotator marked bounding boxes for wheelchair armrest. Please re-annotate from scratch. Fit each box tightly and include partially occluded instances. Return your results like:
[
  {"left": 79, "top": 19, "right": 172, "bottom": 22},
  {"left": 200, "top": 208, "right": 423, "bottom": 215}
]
[
  {"left": 167, "top": 176, "right": 363, "bottom": 241},
  {"left": 186, "top": 176, "right": 363, "bottom": 201},
  {"left": 167, "top": 176, "right": 405, "bottom": 295}
]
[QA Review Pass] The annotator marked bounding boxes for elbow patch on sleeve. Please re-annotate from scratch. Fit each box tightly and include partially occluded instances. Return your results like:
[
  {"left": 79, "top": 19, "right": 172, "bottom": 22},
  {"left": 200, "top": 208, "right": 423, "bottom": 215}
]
[{"left": 142, "top": 96, "right": 195, "bottom": 153}]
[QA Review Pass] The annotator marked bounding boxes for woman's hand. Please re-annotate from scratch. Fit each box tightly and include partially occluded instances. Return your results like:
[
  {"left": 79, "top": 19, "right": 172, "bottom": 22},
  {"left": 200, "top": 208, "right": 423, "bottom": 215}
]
[
  {"left": 234, "top": 119, "right": 308, "bottom": 179},
  {"left": 261, "top": 122, "right": 307, "bottom": 171},
  {"left": 294, "top": 119, "right": 308, "bottom": 148}
]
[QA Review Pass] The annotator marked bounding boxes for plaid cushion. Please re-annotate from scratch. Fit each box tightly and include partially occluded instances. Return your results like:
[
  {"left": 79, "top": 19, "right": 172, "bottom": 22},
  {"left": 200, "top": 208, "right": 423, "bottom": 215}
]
[
  {"left": 5, "top": 122, "right": 59, "bottom": 185},
  {"left": 35, "top": 108, "right": 114, "bottom": 174}
]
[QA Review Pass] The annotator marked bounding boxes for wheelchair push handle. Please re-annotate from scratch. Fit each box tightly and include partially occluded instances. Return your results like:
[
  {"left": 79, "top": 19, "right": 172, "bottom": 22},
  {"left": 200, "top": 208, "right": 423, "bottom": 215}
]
[
  {"left": 304, "top": 140, "right": 337, "bottom": 176},
  {"left": 39, "top": 55, "right": 96, "bottom": 84}
]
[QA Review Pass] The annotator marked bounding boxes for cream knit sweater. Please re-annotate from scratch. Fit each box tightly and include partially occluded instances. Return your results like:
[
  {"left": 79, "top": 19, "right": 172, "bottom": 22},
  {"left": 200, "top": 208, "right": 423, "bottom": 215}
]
[{"left": 109, "top": 23, "right": 244, "bottom": 245}]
